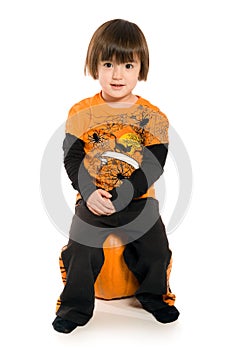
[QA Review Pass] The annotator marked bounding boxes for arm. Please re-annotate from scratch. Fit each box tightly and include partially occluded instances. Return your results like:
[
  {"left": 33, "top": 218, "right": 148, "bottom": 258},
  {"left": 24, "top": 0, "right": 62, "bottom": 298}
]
[
  {"left": 128, "top": 143, "right": 168, "bottom": 198},
  {"left": 63, "top": 133, "right": 115, "bottom": 215},
  {"left": 63, "top": 133, "right": 96, "bottom": 202},
  {"left": 110, "top": 143, "right": 168, "bottom": 211}
]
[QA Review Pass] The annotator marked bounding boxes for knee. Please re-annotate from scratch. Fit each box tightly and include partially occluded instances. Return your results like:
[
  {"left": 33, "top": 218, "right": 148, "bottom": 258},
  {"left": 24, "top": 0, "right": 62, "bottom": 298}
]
[
  {"left": 140, "top": 247, "right": 172, "bottom": 269},
  {"left": 62, "top": 240, "right": 104, "bottom": 269}
]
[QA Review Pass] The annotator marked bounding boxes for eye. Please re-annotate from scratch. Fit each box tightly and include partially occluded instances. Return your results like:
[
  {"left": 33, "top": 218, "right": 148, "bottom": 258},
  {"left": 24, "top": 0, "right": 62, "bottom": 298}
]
[
  {"left": 103, "top": 62, "right": 113, "bottom": 68},
  {"left": 125, "top": 63, "right": 134, "bottom": 69}
]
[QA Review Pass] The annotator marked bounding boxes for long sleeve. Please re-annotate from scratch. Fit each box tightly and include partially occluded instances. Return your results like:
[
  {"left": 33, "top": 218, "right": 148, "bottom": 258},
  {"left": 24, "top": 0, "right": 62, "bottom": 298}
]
[
  {"left": 109, "top": 143, "right": 168, "bottom": 211},
  {"left": 63, "top": 133, "right": 97, "bottom": 201},
  {"left": 63, "top": 94, "right": 169, "bottom": 211},
  {"left": 128, "top": 143, "right": 168, "bottom": 198}
]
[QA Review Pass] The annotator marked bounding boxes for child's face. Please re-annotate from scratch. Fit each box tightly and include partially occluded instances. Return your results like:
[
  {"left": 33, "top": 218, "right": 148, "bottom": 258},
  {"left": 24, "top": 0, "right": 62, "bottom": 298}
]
[{"left": 97, "top": 56, "right": 141, "bottom": 103}]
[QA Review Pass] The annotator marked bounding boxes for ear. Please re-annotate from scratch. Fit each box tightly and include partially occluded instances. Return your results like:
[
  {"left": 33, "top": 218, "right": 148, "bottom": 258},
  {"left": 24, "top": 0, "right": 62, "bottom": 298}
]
[{"left": 94, "top": 69, "right": 99, "bottom": 79}]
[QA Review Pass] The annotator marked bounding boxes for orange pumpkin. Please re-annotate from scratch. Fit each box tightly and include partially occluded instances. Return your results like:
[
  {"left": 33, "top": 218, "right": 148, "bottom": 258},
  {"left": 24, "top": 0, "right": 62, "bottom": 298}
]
[
  {"left": 94, "top": 234, "right": 139, "bottom": 300},
  {"left": 56, "top": 233, "right": 176, "bottom": 306}
]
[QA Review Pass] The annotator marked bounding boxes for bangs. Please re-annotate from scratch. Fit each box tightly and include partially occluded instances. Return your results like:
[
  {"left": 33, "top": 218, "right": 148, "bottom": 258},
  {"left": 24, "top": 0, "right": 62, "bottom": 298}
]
[
  {"left": 100, "top": 43, "right": 140, "bottom": 64},
  {"left": 85, "top": 19, "right": 149, "bottom": 80},
  {"left": 99, "top": 22, "right": 143, "bottom": 63}
]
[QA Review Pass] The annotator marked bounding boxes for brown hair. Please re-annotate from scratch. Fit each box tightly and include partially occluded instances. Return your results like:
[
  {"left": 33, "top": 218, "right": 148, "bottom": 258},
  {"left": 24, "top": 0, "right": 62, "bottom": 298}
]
[{"left": 84, "top": 19, "right": 149, "bottom": 81}]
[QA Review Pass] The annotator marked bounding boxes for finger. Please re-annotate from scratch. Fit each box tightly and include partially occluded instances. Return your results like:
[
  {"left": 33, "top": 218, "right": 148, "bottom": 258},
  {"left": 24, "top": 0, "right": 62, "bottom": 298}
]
[
  {"left": 102, "top": 202, "right": 115, "bottom": 211},
  {"left": 86, "top": 204, "right": 102, "bottom": 216},
  {"left": 91, "top": 208, "right": 101, "bottom": 215},
  {"left": 97, "top": 189, "right": 112, "bottom": 199},
  {"left": 106, "top": 209, "right": 116, "bottom": 216},
  {"left": 89, "top": 202, "right": 114, "bottom": 216},
  {"left": 95, "top": 198, "right": 114, "bottom": 212}
]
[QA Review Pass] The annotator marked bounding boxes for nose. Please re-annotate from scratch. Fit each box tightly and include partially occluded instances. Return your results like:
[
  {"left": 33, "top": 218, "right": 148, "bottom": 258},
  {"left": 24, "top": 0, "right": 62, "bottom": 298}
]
[{"left": 112, "top": 65, "right": 123, "bottom": 80}]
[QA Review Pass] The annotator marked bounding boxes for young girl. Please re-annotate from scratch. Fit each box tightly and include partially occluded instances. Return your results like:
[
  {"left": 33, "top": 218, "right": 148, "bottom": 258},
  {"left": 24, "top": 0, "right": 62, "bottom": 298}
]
[{"left": 52, "top": 18, "right": 179, "bottom": 334}]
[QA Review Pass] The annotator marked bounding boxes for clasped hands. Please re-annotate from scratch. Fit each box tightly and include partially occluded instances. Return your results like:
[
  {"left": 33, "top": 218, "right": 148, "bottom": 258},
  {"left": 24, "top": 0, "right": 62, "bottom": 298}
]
[
  {"left": 86, "top": 189, "right": 116, "bottom": 216},
  {"left": 86, "top": 180, "right": 134, "bottom": 216}
]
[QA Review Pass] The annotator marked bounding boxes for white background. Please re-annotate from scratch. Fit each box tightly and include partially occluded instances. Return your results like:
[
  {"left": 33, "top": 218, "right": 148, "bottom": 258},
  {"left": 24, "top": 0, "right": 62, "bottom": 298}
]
[{"left": 1, "top": 0, "right": 233, "bottom": 349}]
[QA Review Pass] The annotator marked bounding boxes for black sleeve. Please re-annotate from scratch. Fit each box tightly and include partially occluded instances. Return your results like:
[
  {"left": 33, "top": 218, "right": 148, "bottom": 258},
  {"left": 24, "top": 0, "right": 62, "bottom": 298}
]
[
  {"left": 63, "top": 133, "right": 96, "bottom": 201},
  {"left": 128, "top": 143, "right": 168, "bottom": 198},
  {"left": 110, "top": 143, "right": 168, "bottom": 203}
]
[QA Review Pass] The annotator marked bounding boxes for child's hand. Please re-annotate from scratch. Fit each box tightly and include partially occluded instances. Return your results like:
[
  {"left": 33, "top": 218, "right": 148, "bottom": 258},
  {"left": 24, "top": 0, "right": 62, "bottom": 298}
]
[
  {"left": 111, "top": 179, "right": 134, "bottom": 212},
  {"left": 86, "top": 189, "right": 116, "bottom": 216}
]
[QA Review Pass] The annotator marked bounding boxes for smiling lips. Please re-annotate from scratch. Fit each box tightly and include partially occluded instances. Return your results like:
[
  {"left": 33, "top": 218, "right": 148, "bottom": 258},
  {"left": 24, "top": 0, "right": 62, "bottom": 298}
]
[{"left": 110, "top": 84, "right": 125, "bottom": 88}]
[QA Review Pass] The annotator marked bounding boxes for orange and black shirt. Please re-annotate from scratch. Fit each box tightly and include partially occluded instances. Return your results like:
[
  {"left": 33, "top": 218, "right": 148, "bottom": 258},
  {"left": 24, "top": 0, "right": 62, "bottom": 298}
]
[{"left": 63, "top": 92, "right": 169, "bottom": 203}]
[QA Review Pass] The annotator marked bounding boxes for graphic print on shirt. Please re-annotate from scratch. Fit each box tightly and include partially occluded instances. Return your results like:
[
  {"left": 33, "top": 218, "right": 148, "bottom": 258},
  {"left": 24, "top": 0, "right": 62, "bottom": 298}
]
[
  {"left": 82, "top": 109, "right": 166, "bottom": 191},
  {"left": 66, "top": 94, "right": 169, "bottom": 193}
]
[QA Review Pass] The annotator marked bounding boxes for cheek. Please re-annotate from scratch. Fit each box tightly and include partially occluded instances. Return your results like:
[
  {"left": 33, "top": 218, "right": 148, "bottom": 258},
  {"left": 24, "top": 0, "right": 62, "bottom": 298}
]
[
  {"left": 128, "top": 69, "right": 140, "bottom": 82},
  {"left": 98, "top": 74, "right": 105, "bottom": 85},
  {"left": 98, "top": 71, "right": 109, "bottom": 83},
  {"left": 130, "top": 75, "right": 139, "bottom": 86}
]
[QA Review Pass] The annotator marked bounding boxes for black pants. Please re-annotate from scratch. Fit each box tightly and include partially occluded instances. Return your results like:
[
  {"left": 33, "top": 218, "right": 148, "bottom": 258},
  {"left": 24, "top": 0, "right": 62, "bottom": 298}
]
[{"left": 56, "top": 198, "right": 174, "bottom": 325}]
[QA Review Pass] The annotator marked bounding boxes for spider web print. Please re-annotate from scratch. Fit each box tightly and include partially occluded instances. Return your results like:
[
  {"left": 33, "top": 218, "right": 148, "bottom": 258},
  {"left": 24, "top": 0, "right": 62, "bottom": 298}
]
[{"left": 40, "top": 98, "right": 192, "bottom": 246}]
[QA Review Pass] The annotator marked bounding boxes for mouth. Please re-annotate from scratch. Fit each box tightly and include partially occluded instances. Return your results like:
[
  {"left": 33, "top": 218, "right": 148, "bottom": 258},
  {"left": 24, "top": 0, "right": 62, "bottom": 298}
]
[{"left": 110, "top": 84, "right": 125, "bottom": 88}]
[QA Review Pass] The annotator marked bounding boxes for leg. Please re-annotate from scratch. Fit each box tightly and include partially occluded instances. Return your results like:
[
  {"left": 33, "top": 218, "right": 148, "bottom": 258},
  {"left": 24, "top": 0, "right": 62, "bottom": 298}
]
[
  {"left": 53, "top": 200, "right": 122, "bottom": 333},
  {"left": 123, "top": 214, "right": 179, "bottom": 323},
  {"left": 54, "top": 239, "right": 104, "bottom": 331}
]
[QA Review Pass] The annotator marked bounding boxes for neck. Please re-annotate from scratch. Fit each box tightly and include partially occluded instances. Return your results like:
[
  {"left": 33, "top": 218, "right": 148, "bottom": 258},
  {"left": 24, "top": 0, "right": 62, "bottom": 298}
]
[{"left": 100, "top": 92, "right": 138, "bottom": 108}]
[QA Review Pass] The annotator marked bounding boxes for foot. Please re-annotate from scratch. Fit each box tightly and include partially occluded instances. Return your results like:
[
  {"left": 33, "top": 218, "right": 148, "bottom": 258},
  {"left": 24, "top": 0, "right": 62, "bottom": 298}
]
[
  {"left": 152, "top": 305, "right": 180, "bottom": 324},
  {"left": 52, "top": 316, "right": 79, "bottom": 333}
]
